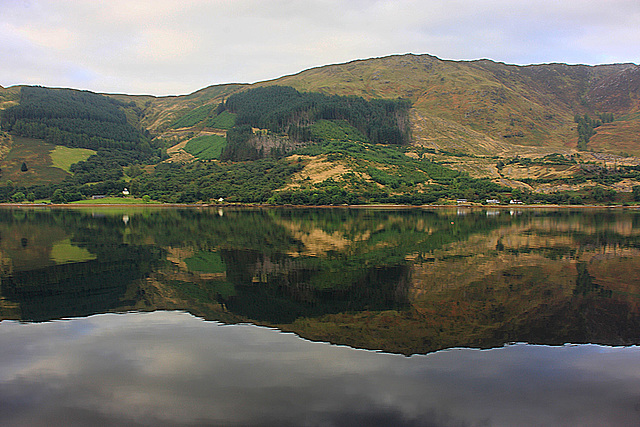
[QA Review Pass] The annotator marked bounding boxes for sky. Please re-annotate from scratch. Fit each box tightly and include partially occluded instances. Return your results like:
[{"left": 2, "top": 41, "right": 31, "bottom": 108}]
[{"left": 2, "top": 0, "right": 640, "bottom": 96}]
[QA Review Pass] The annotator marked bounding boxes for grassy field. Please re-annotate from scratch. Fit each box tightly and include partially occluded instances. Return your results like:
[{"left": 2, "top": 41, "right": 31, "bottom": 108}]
[
  {"left": 50, "top": 146, "right": 96, "bottom": 172},
  {"left": 71, "top": 197, "right": 161, "bottom": 204},
  {"left": 184, "top": 134, "right": 227, "bottom": 160}
]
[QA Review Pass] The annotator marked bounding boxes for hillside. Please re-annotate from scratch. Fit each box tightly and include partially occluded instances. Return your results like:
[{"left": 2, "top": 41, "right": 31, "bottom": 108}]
[
  {"left": 1, "top": 54, "right": 640, "bottom": 205},
  {"left": 259, "top": 55, "right": 639, "bottom": 154}
]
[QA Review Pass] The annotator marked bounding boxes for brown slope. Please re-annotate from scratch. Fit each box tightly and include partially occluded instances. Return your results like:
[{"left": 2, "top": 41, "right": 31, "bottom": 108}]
[{"left": 256, "top": 54, "right": 640, "bottom": 156}]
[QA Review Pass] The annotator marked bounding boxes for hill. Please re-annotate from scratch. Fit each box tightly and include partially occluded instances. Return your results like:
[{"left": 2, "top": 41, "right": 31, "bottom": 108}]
[
  {"left": 261, "top": 55, "right": 640, "bottom": 154},
  {"left": 1, "top": 54, "right": 640, "bottom": 205}
]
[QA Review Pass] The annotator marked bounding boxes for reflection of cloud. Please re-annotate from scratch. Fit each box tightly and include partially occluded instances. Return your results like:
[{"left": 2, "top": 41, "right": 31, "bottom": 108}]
[{"left": 0, "top": 312, "right": 639, "bottom": 426}]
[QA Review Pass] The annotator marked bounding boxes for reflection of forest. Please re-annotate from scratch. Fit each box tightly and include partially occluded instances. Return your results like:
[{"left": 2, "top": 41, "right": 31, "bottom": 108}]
[{"left": 1, "top": 208, "right": 639, "bottom": 354}]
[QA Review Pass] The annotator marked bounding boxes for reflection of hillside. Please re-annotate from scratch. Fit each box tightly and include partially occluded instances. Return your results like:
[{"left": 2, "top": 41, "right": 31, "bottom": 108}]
[
  {"left": 2, "top": 208, "right": 640, "bottom": 356},
  {"left": 280, "top": 214, "right": 640, "bottom": 355},
  {"left": 277, "top": 217, "right": 372, "bottom": 257},
  {"left": 119, "top": 209, "right": 640, "bottom": 355},
  {"left": 0, "top": 246, "right": 164, "bottom": 322},
  {"left": 0, "top": 222, "right": 67, "bottom": 272},
  {"left": 160, "top": 248, "right": 411, "bottom": 324}
]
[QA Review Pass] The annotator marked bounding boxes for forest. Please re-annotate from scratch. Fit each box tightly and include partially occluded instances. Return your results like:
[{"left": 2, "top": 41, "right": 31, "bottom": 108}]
[
  {"left": 1, "top": 86, "right": 149, "bottom": 148},
  {"left": 219, "top": 86, "right": 412, "bottom": 160}
]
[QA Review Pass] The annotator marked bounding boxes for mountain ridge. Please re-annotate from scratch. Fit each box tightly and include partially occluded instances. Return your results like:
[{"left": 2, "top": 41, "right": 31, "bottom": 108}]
[{"left": 126, "top": 53, "right": 640, "bottom": 156}]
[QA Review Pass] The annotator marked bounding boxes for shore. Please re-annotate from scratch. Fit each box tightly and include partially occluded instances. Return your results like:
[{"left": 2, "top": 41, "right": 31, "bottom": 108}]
[{"left": 1, "top": 202, "right": 638, "bottom": 209}]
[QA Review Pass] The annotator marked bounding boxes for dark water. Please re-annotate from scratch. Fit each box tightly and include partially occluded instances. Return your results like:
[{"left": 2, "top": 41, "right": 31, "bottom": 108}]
[{"left": 1, "top": 207, "right": 639, "bottom": 426}]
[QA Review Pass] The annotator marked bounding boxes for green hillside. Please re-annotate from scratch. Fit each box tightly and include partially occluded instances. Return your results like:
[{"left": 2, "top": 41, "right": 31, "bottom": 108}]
[
  {"left": 1, "top": 54, "right": 640, "bottom": 205},
  {"left": 0, "top": 86, "right": 161, "bottom": 201}
]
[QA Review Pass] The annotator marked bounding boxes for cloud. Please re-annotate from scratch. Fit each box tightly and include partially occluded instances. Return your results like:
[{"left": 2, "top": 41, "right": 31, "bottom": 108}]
[{"left": 2, "top": 0, "right": 640, "bottom": 95}]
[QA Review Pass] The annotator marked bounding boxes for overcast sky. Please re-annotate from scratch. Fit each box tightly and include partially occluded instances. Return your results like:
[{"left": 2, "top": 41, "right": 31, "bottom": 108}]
[{"left": 2, "top": 0, "right": 640, "bottom": 96}]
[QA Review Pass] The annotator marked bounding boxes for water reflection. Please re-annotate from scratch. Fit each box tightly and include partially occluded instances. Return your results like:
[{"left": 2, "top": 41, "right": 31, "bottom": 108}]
[
  {"left": 0, "top": 207, "right": 639, "bottom": 354},
  {"left": 0, "top": 312, "right": 638, "bottom": 426}
]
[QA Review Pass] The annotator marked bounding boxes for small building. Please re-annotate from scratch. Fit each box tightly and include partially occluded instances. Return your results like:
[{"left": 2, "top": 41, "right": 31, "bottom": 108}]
[
  {"left": 486, "top": 199, "right": 500, "bottom": 204},
  {"left": 92, "top": 195, "right": 106, "bottom": 200},
  {"left": 122, "top": 188, "right": 130, "bottom": 196},
  {"left": 509, "top": 199, "right": 523, "bottom": 204},
  {"left": 456, "top": 199, "right": 468, "bottom": 204}
]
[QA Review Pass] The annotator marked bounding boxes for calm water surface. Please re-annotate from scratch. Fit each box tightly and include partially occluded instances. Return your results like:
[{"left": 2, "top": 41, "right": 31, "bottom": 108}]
[{"left": 1, "top": 207, "right": 639, "bottom": 426}]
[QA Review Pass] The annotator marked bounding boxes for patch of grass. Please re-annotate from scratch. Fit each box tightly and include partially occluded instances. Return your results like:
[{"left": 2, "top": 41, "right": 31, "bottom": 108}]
[
  {"left": 310, "top": 119, "right": 369, "bottom": 142},
  {"left": 170, "top": 104, "right": 216, "bottom": 129},
  {"left": 207, "top": 111, "right": 236, "bottom": 129},
  {"left": 71, "top": 197, "right": 160, "bottom": 204},
  {"left": 184, "top": 134, "right": 227, "bottom": 160},
  {"left": 50, "top": 146, "right": 96, "bottom": 172}
]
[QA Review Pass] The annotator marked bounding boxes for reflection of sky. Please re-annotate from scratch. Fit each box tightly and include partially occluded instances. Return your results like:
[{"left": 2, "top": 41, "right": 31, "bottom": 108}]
[{"left": 1, "top": 312, "right": 639, "bottom": 426}]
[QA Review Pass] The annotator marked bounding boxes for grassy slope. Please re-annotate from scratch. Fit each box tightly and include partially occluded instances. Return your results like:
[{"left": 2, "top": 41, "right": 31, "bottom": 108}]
[
  {"left": 0, "top": 136, "right": 70, "bottom": 185},
  {"left": 183, "top": 134, "right": 227, "bottom": 160},
  {"left": 107, "top": 55, "right": 639, "bottom": 160},
  {"left": 50, "top": 146, "right": 96, "bottom": 172},
  {"left": 112, "top": 84, "right": 245, "bottom": 134},
  {"left": 113, "top": 55, "right": 639, "bottom": 199},
  {"left": 0, "top": 135, "right": 98, "bottom": 186},
  {"left": 0, "top": 85, "right": 21, "bottom": 110},
  {"left": 6, "top": 56, "right": 639, "bottom": 159}
]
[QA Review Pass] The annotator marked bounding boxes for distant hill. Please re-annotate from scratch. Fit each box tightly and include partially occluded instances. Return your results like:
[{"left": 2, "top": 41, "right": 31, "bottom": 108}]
[
  {"left": 1, "top": 54, "right": 640, "bottom": 205},
  {"left": 121, "top": 54, "right": 640, "bottom": 157}
]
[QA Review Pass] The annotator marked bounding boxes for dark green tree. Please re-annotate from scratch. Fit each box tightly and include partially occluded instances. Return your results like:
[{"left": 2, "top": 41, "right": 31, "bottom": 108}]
[{"left": 51, "top": 189, "right": 66, "bottom": 204}]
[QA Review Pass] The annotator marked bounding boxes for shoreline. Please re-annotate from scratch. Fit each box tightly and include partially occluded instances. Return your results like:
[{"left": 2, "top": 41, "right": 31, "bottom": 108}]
[{"left": 1, "top": 202, "right": 638, "bottom": 210}]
